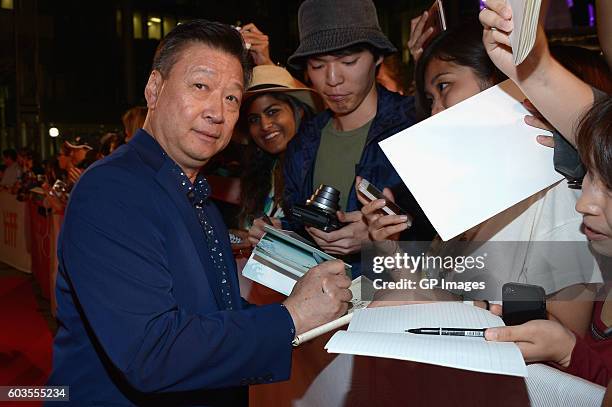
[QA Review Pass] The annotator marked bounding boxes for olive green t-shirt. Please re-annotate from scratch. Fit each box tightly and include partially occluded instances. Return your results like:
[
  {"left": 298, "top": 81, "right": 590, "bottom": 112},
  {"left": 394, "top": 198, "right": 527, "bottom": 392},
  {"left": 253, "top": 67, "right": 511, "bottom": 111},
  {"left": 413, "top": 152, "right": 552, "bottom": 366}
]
[{"left": 312, "top": 118, "right": 372, "bottom": 210}]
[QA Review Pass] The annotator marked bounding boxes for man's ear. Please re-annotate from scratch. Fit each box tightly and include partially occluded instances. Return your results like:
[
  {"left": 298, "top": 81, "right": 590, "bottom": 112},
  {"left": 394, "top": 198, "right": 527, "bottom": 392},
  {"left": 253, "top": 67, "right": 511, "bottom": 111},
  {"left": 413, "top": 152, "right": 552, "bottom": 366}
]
[{"left": 144, "top": 70, "right": 164, "bottom": 109}]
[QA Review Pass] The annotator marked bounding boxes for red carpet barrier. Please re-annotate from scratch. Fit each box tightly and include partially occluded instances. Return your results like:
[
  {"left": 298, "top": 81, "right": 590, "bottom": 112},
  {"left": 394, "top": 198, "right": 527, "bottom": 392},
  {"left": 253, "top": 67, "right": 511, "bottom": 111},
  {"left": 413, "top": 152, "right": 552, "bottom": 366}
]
[
  {"left": 0, "top": 191, "right": 31, "bottom": 273},
  {"left": 28, "top": 195, "right": 53, "bottom": 300}
]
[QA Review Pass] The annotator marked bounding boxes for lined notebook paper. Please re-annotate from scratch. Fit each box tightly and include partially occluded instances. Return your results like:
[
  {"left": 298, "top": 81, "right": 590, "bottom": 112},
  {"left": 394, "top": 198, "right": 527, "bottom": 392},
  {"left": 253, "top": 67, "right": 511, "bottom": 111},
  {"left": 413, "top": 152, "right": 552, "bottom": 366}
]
[{"left": 325, "top": 302, "right": 528, "bottom": 377}]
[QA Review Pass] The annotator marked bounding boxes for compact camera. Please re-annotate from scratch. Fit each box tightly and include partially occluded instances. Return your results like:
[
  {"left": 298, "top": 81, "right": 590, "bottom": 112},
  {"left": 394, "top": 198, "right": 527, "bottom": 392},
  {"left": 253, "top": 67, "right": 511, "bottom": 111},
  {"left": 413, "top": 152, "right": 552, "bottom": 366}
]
[
  {"left": 50, "top": 179, "right": 69, "bottom": 201},
  {"left": 290, "top": 184, "right": 344, "bottom": 232}
]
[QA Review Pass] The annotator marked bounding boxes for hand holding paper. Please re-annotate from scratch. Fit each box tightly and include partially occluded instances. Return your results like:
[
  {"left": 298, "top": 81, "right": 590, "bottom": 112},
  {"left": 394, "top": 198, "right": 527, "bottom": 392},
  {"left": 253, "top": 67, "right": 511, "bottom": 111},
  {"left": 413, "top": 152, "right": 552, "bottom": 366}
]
[
  {"left": 379, "top": 80, "right": 562, "bottom": 241},
  {"left": 325, "top": 302, "right": 528, "bottom": 377},
  {"left": 480, "top": 0, "right": 547, "bottom": 75}
]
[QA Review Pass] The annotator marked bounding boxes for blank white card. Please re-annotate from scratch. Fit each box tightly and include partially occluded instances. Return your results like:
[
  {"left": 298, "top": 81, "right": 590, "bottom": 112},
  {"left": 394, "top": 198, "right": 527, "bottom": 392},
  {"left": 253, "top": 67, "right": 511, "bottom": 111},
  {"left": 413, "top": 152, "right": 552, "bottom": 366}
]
[{"left": 379, "top": 80, "right": 562, "bottom": 241}]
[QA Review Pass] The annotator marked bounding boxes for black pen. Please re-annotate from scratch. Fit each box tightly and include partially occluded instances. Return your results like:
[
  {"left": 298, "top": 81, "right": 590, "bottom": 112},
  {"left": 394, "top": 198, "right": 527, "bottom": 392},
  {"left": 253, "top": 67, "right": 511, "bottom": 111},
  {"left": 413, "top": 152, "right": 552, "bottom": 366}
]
[{"left": 406, "top": 327, "right": 486, "bottom": 337}]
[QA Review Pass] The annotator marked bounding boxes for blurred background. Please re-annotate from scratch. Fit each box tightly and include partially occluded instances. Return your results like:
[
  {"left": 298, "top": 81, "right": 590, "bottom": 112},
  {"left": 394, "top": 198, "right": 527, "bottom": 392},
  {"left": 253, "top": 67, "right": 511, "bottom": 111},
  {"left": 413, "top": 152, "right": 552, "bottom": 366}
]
[{"left": 0, "top": 0, "right": 602, "bottom": 160}]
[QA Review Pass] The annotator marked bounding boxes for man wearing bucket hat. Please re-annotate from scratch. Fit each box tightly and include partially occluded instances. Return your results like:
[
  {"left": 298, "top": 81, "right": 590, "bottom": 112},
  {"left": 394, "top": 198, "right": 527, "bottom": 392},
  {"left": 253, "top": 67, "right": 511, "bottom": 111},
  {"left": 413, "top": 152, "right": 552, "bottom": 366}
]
[{"left": 249, "top": 0, "right": 435, "bottom": 274}]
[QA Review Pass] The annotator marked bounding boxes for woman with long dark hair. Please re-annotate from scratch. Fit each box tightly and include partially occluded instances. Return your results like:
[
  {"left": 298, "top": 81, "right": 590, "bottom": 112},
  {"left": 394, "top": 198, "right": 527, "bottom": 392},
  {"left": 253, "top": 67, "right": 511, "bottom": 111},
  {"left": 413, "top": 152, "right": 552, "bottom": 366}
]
[{"left": 233, "top": 65, "right": 323, "bottom": 240}]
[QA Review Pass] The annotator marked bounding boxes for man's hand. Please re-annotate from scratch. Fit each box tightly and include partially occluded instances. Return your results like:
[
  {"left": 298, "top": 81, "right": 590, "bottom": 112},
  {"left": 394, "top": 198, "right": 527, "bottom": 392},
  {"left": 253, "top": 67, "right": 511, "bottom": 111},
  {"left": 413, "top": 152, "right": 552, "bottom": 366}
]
[
  {"left": 408, "top": 11, "right": 434, "bottom": 64},
  {"left": 283, "top": 260, "right": 352, "bottom": 335},
  {"left": 305, "top": 210, "right": 369, "bottom": 255},
  {"left": 485, "top": 319, "right": 577, "bottom": 367},
  {"left": 247, "top": 216, "right": 281, "bottom": 246},
  {"left": 357, "top": 183, "right": 409, "bottom": 242},
  {"left": 239, "top": 23, "right": 274, "bottom": 66}
]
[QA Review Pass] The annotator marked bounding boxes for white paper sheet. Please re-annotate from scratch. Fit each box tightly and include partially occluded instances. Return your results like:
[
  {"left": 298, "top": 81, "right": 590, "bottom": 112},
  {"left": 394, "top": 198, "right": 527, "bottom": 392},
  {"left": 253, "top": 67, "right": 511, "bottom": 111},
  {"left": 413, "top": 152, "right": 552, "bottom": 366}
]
[
  {"left": 379, "top": 80, "right": 562, "bottom": 241},
  {"left": 325, "top": 303, "right": 528, "bottom": 377}
]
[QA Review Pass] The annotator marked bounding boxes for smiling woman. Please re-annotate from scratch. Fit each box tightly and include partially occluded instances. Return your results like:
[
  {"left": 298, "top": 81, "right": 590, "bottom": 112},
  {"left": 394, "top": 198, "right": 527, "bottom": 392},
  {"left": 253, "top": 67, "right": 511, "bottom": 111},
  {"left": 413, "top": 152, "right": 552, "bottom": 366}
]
[{"left": 236, "top": 65, "right": 323, "bottom": 229}]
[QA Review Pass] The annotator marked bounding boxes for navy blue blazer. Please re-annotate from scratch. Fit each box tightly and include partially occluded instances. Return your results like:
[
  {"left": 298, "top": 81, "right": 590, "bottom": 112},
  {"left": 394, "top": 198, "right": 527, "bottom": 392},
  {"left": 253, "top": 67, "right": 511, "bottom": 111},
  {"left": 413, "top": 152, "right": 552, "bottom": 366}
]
[{"left": 47, "top": 130, "right": 294, "bottom": 406}]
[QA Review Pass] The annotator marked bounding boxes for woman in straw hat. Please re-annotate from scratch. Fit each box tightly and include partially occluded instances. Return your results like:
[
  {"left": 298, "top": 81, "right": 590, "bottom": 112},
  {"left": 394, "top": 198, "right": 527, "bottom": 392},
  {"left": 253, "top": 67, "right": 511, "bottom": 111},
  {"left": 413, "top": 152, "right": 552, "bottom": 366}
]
[{"left": 235, "top": 65, "right": 324, "bottom": 233}]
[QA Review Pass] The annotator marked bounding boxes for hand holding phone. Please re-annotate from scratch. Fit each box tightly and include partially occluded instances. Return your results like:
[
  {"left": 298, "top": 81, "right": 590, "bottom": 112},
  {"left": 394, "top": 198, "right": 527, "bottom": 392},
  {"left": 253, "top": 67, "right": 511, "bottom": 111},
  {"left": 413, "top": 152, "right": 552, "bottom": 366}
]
[
  {"left": 408, "top": 0, "right": 447, "bottom": 62},
  {"left": 502, "top": 282, "right": 547, "bottom": 326},
  {"left": 357, "top": 179, "right": 406, "bottom": 217}
]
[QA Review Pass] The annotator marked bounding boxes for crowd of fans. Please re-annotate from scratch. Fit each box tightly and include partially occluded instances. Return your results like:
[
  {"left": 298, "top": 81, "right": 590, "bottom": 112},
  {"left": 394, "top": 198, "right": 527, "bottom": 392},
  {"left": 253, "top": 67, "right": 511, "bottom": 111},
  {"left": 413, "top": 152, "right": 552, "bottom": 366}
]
[{"left": 0, "top": 106, "right": 146, "bottom": 212}]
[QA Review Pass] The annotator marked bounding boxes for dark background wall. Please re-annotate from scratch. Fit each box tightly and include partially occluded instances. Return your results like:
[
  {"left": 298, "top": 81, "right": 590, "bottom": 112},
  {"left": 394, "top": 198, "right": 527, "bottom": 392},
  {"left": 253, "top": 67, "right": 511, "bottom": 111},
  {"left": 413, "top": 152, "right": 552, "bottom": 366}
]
[{"left": 0, "top": 0, "right": 599, "bottom": 159}]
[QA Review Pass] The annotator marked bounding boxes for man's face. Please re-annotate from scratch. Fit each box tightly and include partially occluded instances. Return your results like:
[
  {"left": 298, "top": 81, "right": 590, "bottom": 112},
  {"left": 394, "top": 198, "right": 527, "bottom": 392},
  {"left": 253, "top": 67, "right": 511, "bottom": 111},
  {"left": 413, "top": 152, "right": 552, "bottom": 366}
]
[
  {"left": 145, "top": 43, "right": 244, "bottom": 174},
  {"left": 306, "top": 50, "right": 380, "bottom": 117}
]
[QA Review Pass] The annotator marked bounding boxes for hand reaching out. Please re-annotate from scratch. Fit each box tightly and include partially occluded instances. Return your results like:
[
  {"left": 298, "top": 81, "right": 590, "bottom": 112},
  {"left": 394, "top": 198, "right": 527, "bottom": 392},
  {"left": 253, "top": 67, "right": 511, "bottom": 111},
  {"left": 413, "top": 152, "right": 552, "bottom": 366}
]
[
  {"left": 408, "top": 11, "right": 435, "bottom": 64},
  {"left": 238, "top": 23, "right": 274, "bottom": 66},
  {"left": 522, "top": 98, "right": 556, "bottom": 148}
]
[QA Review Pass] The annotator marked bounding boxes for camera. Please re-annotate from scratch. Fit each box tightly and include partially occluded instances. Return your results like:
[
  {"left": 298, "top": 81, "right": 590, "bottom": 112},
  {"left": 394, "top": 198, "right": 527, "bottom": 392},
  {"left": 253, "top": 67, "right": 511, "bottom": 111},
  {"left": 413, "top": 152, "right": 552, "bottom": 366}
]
[
  {"left": 290, "top": 184, "right": 344, "bottom": 232},
  {"left": 50, "top": 179, "right": 69, "bottom": 202}
]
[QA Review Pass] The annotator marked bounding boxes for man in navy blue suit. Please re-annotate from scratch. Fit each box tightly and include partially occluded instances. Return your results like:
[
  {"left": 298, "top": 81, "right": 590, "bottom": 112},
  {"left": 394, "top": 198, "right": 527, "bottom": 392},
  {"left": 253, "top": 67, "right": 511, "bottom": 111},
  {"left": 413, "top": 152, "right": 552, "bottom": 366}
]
[{"left": 47, "top": 20, "right": 352, "bottom": 406}]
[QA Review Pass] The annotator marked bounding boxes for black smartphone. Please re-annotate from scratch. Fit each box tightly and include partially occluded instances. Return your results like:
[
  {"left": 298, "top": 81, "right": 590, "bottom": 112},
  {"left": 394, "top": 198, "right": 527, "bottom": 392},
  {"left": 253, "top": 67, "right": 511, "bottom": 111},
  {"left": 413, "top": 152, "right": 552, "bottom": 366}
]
[{"left": 502, "top": 282, "right": 546, "bottom": 326}]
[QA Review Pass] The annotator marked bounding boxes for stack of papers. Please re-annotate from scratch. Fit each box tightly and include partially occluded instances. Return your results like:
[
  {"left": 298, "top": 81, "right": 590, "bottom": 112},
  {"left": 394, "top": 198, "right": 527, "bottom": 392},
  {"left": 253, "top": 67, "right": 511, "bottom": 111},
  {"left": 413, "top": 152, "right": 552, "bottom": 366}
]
[
  {"left": 508, "top": 0, "right": 543, "bottom": 65},
  {"left": 325, "top": 302, "right": 528, "bottom": 377},
  {"left": 242, "top": 226, "right": 350, "bottom": 296}
]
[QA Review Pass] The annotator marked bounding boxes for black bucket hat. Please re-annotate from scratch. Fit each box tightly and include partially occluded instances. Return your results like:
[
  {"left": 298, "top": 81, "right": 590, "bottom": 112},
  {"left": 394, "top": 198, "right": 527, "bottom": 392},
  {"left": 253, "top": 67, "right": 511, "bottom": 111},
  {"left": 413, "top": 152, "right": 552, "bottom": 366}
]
[{"left": 287, "top": 0, "right": 397, "bottom": 69}]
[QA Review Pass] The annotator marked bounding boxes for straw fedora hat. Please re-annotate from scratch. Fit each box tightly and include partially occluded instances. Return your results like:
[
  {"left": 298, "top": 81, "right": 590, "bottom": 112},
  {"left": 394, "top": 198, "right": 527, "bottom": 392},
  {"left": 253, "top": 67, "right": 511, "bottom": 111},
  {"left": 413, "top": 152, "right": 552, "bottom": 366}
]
[{"left": 244, "top": 65, "right": 325, "bottom": 112}]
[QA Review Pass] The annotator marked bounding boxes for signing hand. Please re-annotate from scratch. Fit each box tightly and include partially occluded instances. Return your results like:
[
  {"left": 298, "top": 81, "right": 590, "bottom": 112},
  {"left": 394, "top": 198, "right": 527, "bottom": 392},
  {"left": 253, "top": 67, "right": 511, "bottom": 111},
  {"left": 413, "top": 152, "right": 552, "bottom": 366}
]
[
  {"left": 239, "top": 23, "right": 274, "bottom": 66},
  {"left": 283, "top": 260, "right": 352, "bottom": 335},
  {"left": 305, "top": 210, "right": 369, "bottom": 255},
  {"left": 485, "top": 319, "right": 576, "bottom": 367}
]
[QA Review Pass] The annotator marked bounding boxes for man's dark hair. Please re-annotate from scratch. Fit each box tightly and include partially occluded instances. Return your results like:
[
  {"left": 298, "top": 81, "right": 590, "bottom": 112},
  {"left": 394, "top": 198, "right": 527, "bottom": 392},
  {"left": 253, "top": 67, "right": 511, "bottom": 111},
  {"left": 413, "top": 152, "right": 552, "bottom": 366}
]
[
  {"left": 151, "top": 19, "right": 252, "bottom": 87},
  {"left": 2, "top": 149, "right": 17, "bottom": 161},
  {"left": 415, "top": 20, "right": 506, "bottom": 117},
  {"left": 576, "top": 96, "right": 612, "bottom": 189}
]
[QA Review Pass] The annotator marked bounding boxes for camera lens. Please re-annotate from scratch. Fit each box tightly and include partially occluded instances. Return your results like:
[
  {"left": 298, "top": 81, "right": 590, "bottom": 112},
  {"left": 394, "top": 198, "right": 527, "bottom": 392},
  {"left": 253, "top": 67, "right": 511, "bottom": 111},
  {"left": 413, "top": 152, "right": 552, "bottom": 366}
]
[{"left": 306, "top": 184, "right": 341, "bottom": 213}]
